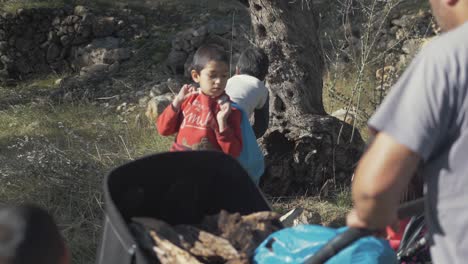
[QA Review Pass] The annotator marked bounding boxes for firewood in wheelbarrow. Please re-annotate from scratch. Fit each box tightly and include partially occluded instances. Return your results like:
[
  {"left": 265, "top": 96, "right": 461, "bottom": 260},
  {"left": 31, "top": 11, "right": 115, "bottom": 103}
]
[
  {"left": 149, "top": 230, "right": 202, "bottom": 264},
  {"left": 225, "top": 257, "right": 250, "bottom": 264},
  {"left": 174, "top": 225, "right": 240, "bottom": 262},
  {"left": 200, "top": 210, "right": 283, "bottom": 258},
  {"left": 132, "top": 217, "right": 202, "bottom": 264}
]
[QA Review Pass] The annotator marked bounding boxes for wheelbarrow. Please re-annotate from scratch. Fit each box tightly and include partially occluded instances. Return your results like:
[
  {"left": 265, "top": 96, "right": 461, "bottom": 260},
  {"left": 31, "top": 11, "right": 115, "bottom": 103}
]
[
  {"left": 95, "top": 151, "right": 272, "bottom": 264},
  {"left": 253, "top": 197, "right": 427, "bottom": 264}
]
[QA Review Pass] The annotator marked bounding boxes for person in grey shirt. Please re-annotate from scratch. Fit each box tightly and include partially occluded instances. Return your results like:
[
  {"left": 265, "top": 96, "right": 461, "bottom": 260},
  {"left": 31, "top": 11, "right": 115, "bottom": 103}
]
[
  {"left": 226, "top": 47, "right": 270, "bottom": 138},
  {"left": 347, "top": 0, "right": 468, "bottom": 263}
]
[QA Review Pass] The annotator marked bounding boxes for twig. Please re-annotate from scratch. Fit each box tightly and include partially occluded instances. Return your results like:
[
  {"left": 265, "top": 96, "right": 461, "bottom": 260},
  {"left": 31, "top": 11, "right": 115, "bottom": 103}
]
[
  {"left": 119, "top": 135, "right": 133, "bottom": 160},
  {"left": 96, "top": 95, "right": 119, "bottom": 100}
]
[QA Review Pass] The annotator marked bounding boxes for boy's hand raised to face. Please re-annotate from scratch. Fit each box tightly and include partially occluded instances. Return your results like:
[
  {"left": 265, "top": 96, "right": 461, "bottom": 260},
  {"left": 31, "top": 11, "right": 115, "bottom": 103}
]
[
  {"left": 172, "top": 84, "right": 199, "bottom": 110},
  {"left": 217, "top": 96, "right": 231, "bottom": 132}
]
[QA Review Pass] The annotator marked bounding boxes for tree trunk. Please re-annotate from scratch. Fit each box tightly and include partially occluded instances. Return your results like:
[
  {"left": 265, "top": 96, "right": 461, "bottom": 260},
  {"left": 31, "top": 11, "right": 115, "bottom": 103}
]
[{"left": 246, "top": 0, "right": 365, "bottom": 196}]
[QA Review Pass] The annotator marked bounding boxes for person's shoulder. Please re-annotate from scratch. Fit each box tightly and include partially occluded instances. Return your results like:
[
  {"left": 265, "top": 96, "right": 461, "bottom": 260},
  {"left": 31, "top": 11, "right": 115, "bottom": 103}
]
[{"left": 421, "top": 23, "right": 468, "bottom": 61}]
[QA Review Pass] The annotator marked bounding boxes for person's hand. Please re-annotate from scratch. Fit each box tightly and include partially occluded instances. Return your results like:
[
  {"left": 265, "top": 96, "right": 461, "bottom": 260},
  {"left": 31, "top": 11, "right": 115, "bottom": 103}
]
[
  {"left": 216, "top": 96, "right": 231, "bottom": 132},
  {"left": 172, "top": 84, "right": 199, "bottom": 110},
  {"left": 346, "top": 209, "right": 398, "bottom": 238}
]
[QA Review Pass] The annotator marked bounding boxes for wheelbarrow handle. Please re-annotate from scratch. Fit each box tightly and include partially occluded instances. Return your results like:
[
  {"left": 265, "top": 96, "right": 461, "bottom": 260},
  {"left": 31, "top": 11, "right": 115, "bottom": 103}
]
[
  {"left": 304, "top": 227, "right": 372, "bottom": 264},
  {"left": 304, "top": 197, "right": 425, "bottom": 264}
]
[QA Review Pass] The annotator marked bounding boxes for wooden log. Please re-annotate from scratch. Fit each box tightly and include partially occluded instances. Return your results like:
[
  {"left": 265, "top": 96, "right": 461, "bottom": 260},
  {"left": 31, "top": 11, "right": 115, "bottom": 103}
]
[{"left": 175, "top": 225, "right": 240, "bottom": 262}]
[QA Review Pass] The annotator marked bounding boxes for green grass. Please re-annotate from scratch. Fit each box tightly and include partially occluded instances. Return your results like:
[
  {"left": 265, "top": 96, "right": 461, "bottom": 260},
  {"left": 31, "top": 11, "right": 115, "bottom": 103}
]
[
  {"left": 0, "top": 0, "right": 72, "bottom": 13},
  {"left": 0, "top": 98, "right": 172, "bottom": 264}
]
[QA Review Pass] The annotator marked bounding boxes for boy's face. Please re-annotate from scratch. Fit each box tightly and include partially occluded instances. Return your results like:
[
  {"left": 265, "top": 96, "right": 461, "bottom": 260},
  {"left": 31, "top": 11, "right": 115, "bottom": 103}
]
[{"left": 191, "top": 60, "right": 229, "bottom": 97}]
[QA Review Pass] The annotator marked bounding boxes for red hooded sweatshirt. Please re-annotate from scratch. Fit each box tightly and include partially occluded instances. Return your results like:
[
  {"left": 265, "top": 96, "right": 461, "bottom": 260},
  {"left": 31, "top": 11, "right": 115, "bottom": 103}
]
[{"left": 157, "top": 92, "right": 242, "bottom": 158}]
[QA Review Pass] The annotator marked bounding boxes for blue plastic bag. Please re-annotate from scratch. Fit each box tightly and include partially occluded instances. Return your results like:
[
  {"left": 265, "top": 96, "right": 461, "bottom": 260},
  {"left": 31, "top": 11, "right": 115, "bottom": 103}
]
[
  {"left": 232, "top": 102, "right": 265, "bottom": 185},
  {"left": 254, "top": 225, "right": 397, "bottom": 264}
]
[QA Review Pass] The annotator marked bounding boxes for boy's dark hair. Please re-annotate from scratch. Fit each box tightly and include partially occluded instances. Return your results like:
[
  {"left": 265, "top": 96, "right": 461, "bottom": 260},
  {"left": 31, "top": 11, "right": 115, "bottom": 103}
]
[
  {"left": 191, "top": 44, "right": 229, "bottom": 73},
  {"left": 0, "top": 205, "right": 65, "bottom": 264},
  {"left": 236, "top": 47, "right": 269, "bottom": 80}
]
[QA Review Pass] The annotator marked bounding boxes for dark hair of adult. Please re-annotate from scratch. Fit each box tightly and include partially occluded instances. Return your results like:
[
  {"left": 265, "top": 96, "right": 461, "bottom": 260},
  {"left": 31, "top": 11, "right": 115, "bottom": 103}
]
[
  {"left": 191, "top": 44, "right": 229, "bottom": 73},
  {"left": 0, "top": 204, "right": 65, "bottom": 264},
  {"left": 236, "top": 47, "right": 269, "bottom": 80}
]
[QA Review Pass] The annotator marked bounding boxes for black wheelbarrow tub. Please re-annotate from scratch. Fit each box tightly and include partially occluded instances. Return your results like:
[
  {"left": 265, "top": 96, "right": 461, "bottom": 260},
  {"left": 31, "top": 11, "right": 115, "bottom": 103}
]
[{"left": 95, "top": 151, "right": 271, "bottom": 264}]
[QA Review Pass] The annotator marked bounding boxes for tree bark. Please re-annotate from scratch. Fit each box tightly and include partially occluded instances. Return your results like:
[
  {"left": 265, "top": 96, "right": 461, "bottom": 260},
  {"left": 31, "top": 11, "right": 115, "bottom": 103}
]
[
  {"left": 248, "top": 0, "right": 325, "bottom": 123},
  {"left": 246, "top": 0, "right": 365, "bottom": 196}
]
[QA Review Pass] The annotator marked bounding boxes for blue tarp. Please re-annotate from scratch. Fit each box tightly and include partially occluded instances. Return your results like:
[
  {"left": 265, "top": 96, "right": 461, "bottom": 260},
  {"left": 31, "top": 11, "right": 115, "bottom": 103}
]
[
  {"left": 254, "top": 225, "right": 397, "bottom": 264},
  {"left": 232, "top": 102, "right": 265, "bottom": 185}
]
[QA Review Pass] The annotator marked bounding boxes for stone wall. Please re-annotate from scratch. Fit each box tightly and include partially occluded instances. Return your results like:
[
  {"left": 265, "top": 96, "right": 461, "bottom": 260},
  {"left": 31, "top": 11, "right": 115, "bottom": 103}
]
[{"left": 0, "top": 5, "right": 144, "bottom": 81}]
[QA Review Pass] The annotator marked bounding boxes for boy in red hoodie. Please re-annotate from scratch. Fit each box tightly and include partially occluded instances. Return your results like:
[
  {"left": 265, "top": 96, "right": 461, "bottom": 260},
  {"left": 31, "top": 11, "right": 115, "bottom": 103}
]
[{"left": 157, "top": 44, "right": 242, "bottom": 157}]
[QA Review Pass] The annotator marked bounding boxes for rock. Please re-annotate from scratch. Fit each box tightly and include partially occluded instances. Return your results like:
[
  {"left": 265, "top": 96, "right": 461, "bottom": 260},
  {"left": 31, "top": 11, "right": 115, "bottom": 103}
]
[
  {"left": 102, "top": 48, "right": 131, "bottom": 64},
  {"left": 15, "top": 57, "right": 32, "bottom": 74},
  {"left": 93, "top": 17, "right": 116, "bottom": 37},
  {"left": 67, "top": 25, "right": 75, "bottom": 34},
  {"left": 375, "top": 65, "right": 396, "bottom": 82},
  {"left": 57, "top": 26, "right": 67, "bottom": 37},
  {"left": 166, "top": 78, "right": 183, "bottom": 94},
  {"left": 193, "top": 26, "right": 208, "bottom": 37},
  {"left": 391, "top": 15, "right": 411, "bottom": 27},
  {"left": 73, "top": 26, "right": 92, "bottom": 45},
  {"left": 80, "top": 63, "right": 109, "bottom": 76},
  {"left": 16, "top": 8, "right": 28, "bottom": 17},
  {"left": 184, "top": 53, "right": 194, "bottom": 77},
  {"left": 1, "top": 55, "right": 12, "bottom": 65},
  {"left": 331, "top": 108, "right": 357, "bottom": 125},
  {"left": 206, "top": 21, "right": 231, "bottom": 35},
  {"left": 62, "top": 15, "right": 79, "bottom": 26},
  {"left": 74, "top": 5, "right": 90, "bottom": 17},
  {"left": 145, "top": 94, "right": 174, "bottom": 121},
  {"left": 203, "top": 34, "right": 230, "bottom": 50},
  {"left": 396, "top": 54, "right": 409, "bottom": 70},
  {"left": 33, "top": 33, "right": 47, "bottom": 45},
  {"left": 60, "top": 35, "right": 72, "bottom": 46},
  {"left": 46, "top": 43, "right": 61, "bottom": 62},
  {"left": 0, "top": 41, "right": 7, "bottom": 51},
  {"left": 167, "top": 50, "right": 188, "bottom": 75},
  {"left": 138, "top": 96, "right": 150, "bottom": 107},
  {"left": 14, "top": 37, "right": 32, "bottom": 52},
  {"left": 129, "top": 14, "right": 146, "bottom": 26},
  {"left": 52, "top": 17, "right": 61, "bottom": 26},
  {"left": 402, "top": 38, "right": 424, "bottom": 55},
  {"left": 395, "top": 28, "right": 408, "bottom": 40},
  {"left": 88, "top": 37, "right": 120, "bottom": 49},
  {"left": 73, "top": 37, "right": 122, "bottom": 67},
  {"left": 8, "top": 37, "right": 15, "bottom": 46},
  {"left": 108, "top": 62, "right": 120, "bottom": 74},
  {"left": 190, "top": 35, "right": 205, "bottom": 48},
  {"left": 149, "top": 82, "right": 170, "bottom": 97},
  {"left": 386, "top": 39, "right": 398, "bottom": 50},
  {"left": 0, "top": 29, "right": 5, "bottom": 41},
  {"left": 117, "top": 20, "right": 126, "bottom": 29},
  {"left": 81, "top": 13, "right": 95, "bottom": 25},
  {"left": 49, "top": 60, "right": 71, "bottom": 72}
]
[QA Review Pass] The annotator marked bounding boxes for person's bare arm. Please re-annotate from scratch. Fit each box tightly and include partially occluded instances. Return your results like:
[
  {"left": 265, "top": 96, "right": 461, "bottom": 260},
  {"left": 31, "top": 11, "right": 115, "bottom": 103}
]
[{"left": 347, "top": 131, "right": 421, "bottom": 230}]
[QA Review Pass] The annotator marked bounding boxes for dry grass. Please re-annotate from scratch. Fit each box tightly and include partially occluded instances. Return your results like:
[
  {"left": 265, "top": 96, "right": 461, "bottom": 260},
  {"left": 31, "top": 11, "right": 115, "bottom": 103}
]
[
  {"left": 269, "top": 188, "right": 352, "bottom": 228},
  {"left": 0, "top": 78, "right": 172, "bottom": 263}
]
